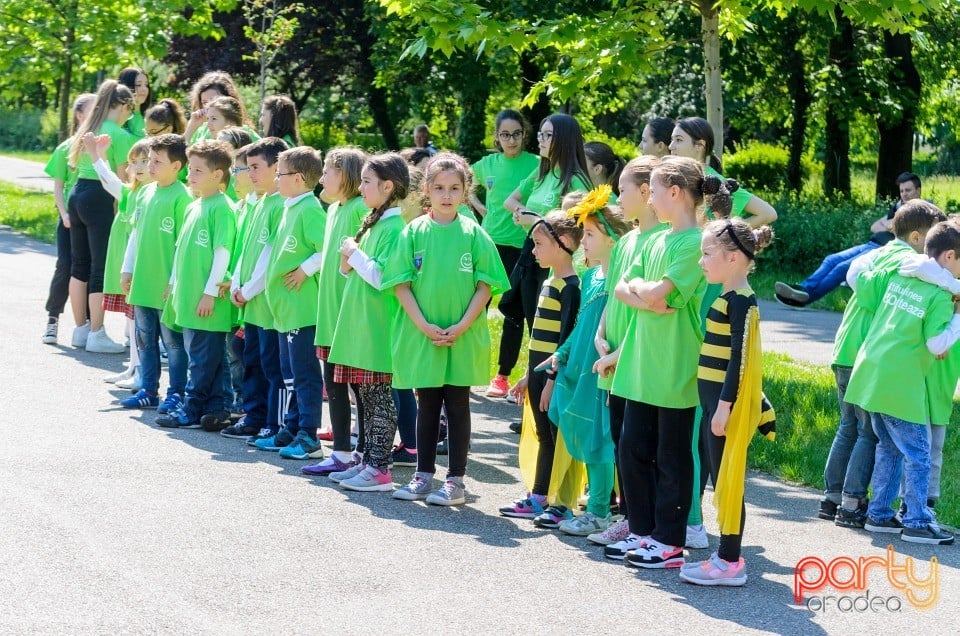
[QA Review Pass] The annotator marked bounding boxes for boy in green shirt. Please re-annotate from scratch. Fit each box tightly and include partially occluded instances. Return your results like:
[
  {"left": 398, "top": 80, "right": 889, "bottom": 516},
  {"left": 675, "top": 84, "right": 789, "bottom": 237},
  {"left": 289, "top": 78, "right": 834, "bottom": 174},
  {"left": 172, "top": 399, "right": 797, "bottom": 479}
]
[
  {"left": 845, "top": 220, "right": 960, "bottom": 545},
  {"left": 120, "top": 134, "right": 192, "bottom": 413},
  {"left": 157, "top": 141, "right": 238, "bottom": 429},
  {"left": 255, "top": 147, "right": 327, "bottom": 460}
]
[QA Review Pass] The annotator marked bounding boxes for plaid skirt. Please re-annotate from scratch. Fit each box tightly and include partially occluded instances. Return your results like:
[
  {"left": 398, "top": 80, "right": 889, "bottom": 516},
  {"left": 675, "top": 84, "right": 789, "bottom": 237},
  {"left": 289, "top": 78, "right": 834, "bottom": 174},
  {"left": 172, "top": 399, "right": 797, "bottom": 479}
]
[
  {"left": 103, "top": 293, "right": 134, "bottom": 319},
  {"left": 316, "top": 345, "right": 330, "bottom": 361},
  {"left": 333, "top": 363, "right": 391, "bottom": 385}
]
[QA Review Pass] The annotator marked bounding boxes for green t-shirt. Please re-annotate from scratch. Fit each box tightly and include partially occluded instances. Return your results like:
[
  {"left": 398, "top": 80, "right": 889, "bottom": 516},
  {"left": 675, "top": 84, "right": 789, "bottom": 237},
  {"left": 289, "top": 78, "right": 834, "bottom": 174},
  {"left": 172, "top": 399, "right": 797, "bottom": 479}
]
[
  {"left": 127, "top": 181, "right": 193, "bottom": 309},
  {"left": 236, "top": 192, "right": 284, "bottom": 329},
  {"left": 704, "top": 165, "right": 753, "bottom": 220},
  {"left": 382, "top": 213, "right": 511, "bottom": 388},
  {"left": 314, "top": 196, "right": 368, "bottom": 347},
  {"left": 472, "top": 151, "right": 541, "bottom": 248},
  {"left": 103, "top": 186, "right": 140, "bottom": 295},
  {"left": 927, "top": 342, "right": 960, "bottom": 427},
  {"left": 126, "top": 111, "right": 145, "bottom": 139},
  {"left": 264, "top": 194, "right": 327, "bottom": 333},
  {"left": 845, "top": 272, "right": 955, "bottom": 423},
  {"left": 832, "top": 240, "right": 914, "bottom": 367},
  {"left": 610, "top": 227, "right": 706, "bottom": 406},
  {"left": 75, "top": 120, "right": 136, "bottom": 181},
  {"left": 516, "top": 169, "right": 592, "bottom": 215},
  {"left": 44, "top": 137, "right": 79, "bottom": 203},
  {"left": 597, "top": 222, "right": 669, "bottom": 391},
  {"left": 166, "top": 193, "right": 237, "bottom": 332},
  {"left": 328, "top": 213, "right": 405, "bottom": 373}
]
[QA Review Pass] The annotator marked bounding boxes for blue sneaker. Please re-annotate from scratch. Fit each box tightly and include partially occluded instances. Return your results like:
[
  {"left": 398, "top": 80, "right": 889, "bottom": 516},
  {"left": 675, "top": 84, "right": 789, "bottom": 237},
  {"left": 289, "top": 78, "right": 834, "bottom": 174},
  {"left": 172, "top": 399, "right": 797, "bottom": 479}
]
[
  {"left": 278, "top": 430, "right": 325, "bottom": 460},
  {"left": 158, "top": 392, "right": 183, "bottom": 415},
  {"left": 156, "top": 407, "right": 201, "bottom": 429},
  {"left": 246, "top": 427, "right": 278, "bottom": 446},
  {"left": 253, "top": 427, "right": 295, "bottom": 451},
  {"left": 120, "top": 389, "right": 159, "bottom": 410}
]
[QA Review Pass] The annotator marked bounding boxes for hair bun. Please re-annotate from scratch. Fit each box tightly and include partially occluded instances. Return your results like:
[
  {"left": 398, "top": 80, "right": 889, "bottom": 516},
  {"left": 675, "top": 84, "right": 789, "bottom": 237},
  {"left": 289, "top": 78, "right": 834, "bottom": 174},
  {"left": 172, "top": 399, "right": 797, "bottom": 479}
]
[
  {"left": 725, "top": 178, "right": 739, "bottom": 194},
  {"left": 701, "top": 175, "right": 723, "bottom": 196}
]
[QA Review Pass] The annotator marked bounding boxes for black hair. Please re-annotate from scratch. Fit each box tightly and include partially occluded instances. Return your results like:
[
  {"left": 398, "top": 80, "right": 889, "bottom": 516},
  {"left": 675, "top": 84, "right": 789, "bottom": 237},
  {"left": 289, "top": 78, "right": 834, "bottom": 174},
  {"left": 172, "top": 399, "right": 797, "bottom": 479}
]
[
  {"left": 676, "top": 116, "right": 722, "bottom": 173},
  {"left": 537, "top": 113, "right": 592, "bottom": 197}
]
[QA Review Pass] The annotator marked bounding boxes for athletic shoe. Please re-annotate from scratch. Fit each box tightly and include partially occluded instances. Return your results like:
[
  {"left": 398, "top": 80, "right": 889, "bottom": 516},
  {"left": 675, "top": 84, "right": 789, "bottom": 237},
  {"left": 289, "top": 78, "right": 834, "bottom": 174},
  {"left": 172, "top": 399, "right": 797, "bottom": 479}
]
[
  {"left": 625, "top": 538, "right": 685, "bottom": 569},
  {"left": 393, "top": 472, "right": 434, "bottom": 501},
  {"left": 835, "top": 503, "right": 868, "bottom": 529},
  {"left": 104, "top": 366, "right": 135, "bottom": 384},
  {"left": 277, "top": 430, "right": 324, "bottom": 460},
  {"left": 71, "top": 321, "right": 90, "bottom": 348},
  {"left": 42, "top": 318, "right": 58, "bottom": 345},
  {"left": 156, "top": 407, "right": 201, "bottom": 429},
  {"left": 588, "top": 518, "right": 631, "bottom": 546},
  {"left": 317, "top": 428, "right": 334, "bottom": 442},
  {"left": 533, "top": 505, "right": 573, "bottom": 529},
  {"left": 115, "top": 369, "right": 142, "bottom": 391},
  {"left": 902, "top": 524, "right": 955, "bottom": 545},
  {"left": 329, "top": 462, "right": 366, "bottom": 484},
  {"left": 818, "top": 499, "right": 839, "bottom": 521},
  {"left": 220, "top": 421, "right": 262, "bottom": 439},
  {"left": 679, "top": 552, "right": 748, "bottom": 586},
  {"left": 499, "top": 496, "right": 546, "bottom": 519},
  {"left": 864, "top": 516, "right": 903, "bottom": 534},
  {"left": 773, "top": 293, "right": 807, "bottom": 310},
  {"left": 559, "top": 512, "right": 611, "bottom": 537},
  {"left": 508, "top": 421, "right": 521, "bottom": 434},
  {"left": 426, "top": 479, "right": 466, "bottom": 506},
  {"left": 252, "top": 427, "right": 295, "bottom": 452},
  {"left": 85, "top": 328, "right": 126, "bottom": 354},
  {"left": 604, "top": 534, "right": 646, "bottom": 560},
  {"left": 774, "top": 281, "right": 810, "bottom": 304},
  {"left": 200, "top": 410, "right": 232, "bottom": 432},
  {"left": 246, "top": 428, "right": 278, "bottom": 447},
  {"left": 391, "top": 444, "right": 418, "bottom": 467},
  {"left": 685, "top": 524, "right": 709, "bottom": 549},
  {"left": 157, "top": 393, "right": 183, "bottom": 416},
  {"left": 229, "top": 401, "right": 245, "bottom": 418},
  {"left": 303, "top": 452, "right": 361, "bottom": 477},
  {"left": 340, "top": 465, "right": 394, "bottom": 492},
  {"left": 486, "top": 374, "right": 509, "bottom": 398},
  {"left": 119, "top": 389, "right": 159, "bottom": 410}
]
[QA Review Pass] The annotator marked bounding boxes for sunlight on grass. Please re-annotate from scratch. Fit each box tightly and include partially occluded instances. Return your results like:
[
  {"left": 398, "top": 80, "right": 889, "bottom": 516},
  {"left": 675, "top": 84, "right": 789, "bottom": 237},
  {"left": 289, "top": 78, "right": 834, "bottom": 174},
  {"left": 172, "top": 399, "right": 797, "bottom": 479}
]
[{"left": 0, "top": 182, "right": 57, "bottom": 243}]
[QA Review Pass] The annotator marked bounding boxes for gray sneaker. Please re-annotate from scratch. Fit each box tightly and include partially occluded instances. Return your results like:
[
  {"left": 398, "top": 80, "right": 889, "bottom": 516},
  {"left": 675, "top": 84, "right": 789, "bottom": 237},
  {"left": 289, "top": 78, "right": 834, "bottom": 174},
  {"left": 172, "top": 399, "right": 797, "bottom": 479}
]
[
  {"left": 902, "top": 523, "right": 954, "bottom": 545},
  {"left": 329, "top": 462, "right": 366, "bottom": 484},
  {"left": 425, "top": 479, "right": 466, "bottom": 506},
  {"left": 393, "top": 472, "right": 434, "bottom": 501},
  {"left": 559, "top": 512, "right": 611, "bottom": 537},
  {"left": 42, "top": 318, "right": 58, "bottom": 345}
]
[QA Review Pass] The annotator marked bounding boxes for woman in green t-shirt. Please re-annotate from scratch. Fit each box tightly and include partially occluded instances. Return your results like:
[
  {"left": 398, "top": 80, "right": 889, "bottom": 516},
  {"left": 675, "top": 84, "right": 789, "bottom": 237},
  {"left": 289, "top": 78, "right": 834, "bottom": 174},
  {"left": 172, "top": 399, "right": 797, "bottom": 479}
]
[
  {"left": 489, "top": 113, "right": 593, "bottom": 398},
  {"left": 184, "top": 71, "right": 253, "bottom": 145},
  {"left": 118, "top": 67, "right": 151, "bottom": 139}
]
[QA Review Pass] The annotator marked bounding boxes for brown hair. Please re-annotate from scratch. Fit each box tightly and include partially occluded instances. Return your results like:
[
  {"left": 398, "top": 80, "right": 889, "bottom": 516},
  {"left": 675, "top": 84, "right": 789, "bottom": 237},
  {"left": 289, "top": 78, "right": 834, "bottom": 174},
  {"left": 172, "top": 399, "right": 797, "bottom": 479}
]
[
  {"left": 216, "top": 126, "right": 253, "bottom": 150},
  {"left": 117, "top": 67, "right": 151, "bottom": 115},
  {"left": 187, "top": 139, "right": 234, "bottom": 185},
  {"left": 326, "top": 146, "right": 367, "bottom": 200},
  {"left": 621, "top": 155, "right": 660, "bottom": 189},
  {"left": 279, "top": 146, "right": 323, "bottom": 189},
  {"left": 189, "top": 71, "right": 248, "bottom": 122},
  {"left": 653, "top": 156, "right": 737, "bottom": 225},
  {"left": 584, "top": 141, "right": 625, "bottom": 194},
  {"left": 148, "top": 133, "right": 187, "bottom": 169},
  {"left": 422, "top": 152, "right": 474, "bottom": 198},
  {"left": 246, "top": 136, "right": 290, "bottom": 167},
  {"left": 207, "top": 96, "right": 244, "bottom": 128},
  {"left": 676, "top": 116, "right": 722, "bottom": 172},
  {"left": 261, "top": 95, "right": 301, "bottom": 145},
  {"left": 145, "top": 98, "right": 187, "bottom": 135},
  {"left": 925, "top": 220, "right": 960, "bottom": 259},
  {"left": 704, "top": 217, "right": 774, "bottom": 264},
  {"left": 534, "top": 210, "right": 584, "bottom": 251},
  {"left": 892, "top": 199, "right": 946, "bottom": 239},
  {"left": 356, "top": 152, "right": 410, "bottom": 241}
]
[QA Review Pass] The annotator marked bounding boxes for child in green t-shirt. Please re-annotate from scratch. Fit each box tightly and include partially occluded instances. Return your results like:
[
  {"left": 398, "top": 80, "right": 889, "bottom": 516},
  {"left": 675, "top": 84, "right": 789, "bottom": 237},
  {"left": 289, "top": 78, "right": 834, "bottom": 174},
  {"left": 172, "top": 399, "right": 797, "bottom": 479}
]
[
  {"left": 252, "top": 147, "right": 327, "bottom": 460},
  {"left": 327, "top": 153, "right": 410, "bottom": 492},
  {"left": 156, "top": 141, "right": 237, "bottom": 430},
  {"left": 846, "top": 220, "right": 960, "bottom": 545},
  {"left": 386, "top": 153, "right": 510, "bottom": 506}
]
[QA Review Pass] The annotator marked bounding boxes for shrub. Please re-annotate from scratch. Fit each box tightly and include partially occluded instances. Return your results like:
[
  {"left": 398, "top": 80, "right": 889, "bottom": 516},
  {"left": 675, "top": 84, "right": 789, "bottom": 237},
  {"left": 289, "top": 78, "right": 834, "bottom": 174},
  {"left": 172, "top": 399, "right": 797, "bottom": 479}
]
[
  {"left": 724, "top": 141, "right": 814, "bottom": 192},
  {"left": 0, "top": 108, "right": 57, "bottom": 151},
  {"left": 299, "top": 120, "right": 386, "bottom": 153}
]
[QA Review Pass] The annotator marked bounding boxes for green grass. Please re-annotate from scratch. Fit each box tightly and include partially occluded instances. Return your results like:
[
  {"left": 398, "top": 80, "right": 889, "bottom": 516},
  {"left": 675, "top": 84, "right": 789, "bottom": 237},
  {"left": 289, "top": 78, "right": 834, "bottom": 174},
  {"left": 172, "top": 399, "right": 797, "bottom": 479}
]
[
  {"left": 751, "top": 266, "right": 852, "bottom": 313},
  {"left": 0, "top": 182, "right": 57, "bottom": 243},
  {"left": 0, "top": 148, "right": 52, "bottom": 164}
]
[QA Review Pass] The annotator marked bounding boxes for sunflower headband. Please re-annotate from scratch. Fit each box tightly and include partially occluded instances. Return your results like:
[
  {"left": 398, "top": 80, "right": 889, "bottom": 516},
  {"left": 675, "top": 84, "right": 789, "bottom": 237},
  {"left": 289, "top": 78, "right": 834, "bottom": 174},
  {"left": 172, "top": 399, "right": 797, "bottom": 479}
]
[{"left": 567, "top": 184, "right": 616, "bottom": 236}]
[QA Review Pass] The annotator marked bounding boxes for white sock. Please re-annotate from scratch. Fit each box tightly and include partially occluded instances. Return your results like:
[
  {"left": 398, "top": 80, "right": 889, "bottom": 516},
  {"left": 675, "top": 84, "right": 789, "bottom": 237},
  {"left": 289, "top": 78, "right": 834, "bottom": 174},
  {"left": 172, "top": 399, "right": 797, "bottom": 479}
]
[{"left": 127, "top": 318, "right": 140, "bottom": 368}]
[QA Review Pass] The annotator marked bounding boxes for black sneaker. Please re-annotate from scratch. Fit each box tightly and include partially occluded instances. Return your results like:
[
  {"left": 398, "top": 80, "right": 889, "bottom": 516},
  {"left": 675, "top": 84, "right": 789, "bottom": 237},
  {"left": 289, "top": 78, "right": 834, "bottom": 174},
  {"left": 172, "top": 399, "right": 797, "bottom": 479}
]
[
  {"left": 391, "top": 444, "right": 418, "bottom": 467},
  {"left": 774, "top": 281, "right": 810, "bottom": 304},
  {"left": 509, "top": 421, "right": 522, "bottom": 434},
  {"left": 774, "top": 293, "right": 808, "bottom": 309},
  {"left": 835, "top": 505, "right": 867, "bottom": 529},
  {"left": 221, "top": 421, "right": 261, "bottom": 439},
  {"left": 200, "top": 410, "right": 232, "bottom": 432},
  {"left": 864, "top": 516, "right": 903, "bottom": 534},
  {"left": 818, "top": 499, "right": 839, "bottom": 521},
  {"left": 902, "top": 524, "right": 954, "bottom": 545}
]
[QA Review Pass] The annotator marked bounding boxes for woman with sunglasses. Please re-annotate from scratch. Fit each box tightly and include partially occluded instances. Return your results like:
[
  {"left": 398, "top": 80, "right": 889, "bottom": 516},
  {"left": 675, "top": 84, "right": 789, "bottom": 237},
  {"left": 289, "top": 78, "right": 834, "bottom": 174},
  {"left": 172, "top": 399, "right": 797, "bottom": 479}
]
[{"left": 488, "top": 113, "right": 592, "bottom": 400}]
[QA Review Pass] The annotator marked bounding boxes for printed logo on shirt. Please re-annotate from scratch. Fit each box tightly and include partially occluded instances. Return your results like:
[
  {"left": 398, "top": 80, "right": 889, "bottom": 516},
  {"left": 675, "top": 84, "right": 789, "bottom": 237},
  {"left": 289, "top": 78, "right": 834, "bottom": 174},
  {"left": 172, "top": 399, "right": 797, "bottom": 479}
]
[
  {"left": 196, "top": 229, "right": 210, "bottom": 248},
  {"left": 459, "top": 252, "right": 473, "bottom": 273},
  {"left": 257, "top": 227, "right": 269, "bottom": 244},
  {"left": 160, "top": 217, "right": 175, "bottom": 234},
  {"left": 486, "top": 177, "right": 494, "bottom": 191},
  {"left": 282, "top": 235, "right": 298, "bottom": 253},
  {"left": 133, "top": 205, "right": 144, "bottom": 224},
  {"left": 882, "top": 282, "right": 927, "bottom": 319},
  {"left": 413, "top": 251, "right": 423, "bottom": 271}
]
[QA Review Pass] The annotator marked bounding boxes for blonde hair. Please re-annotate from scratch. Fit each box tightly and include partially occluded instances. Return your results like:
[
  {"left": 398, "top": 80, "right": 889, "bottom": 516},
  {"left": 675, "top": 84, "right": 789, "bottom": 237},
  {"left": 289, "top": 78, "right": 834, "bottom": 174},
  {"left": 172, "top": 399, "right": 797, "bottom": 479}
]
[
  {"left": 703, "top": 217, "right": 774, "bottom": 271},
  {"left": 652, "top": 156, "right": 738, "bottom": 225},
  {"left": 279, "top": 146, "right": 324, "bottom": 189},
  {"left": 69, "top": 81, "right": 134, "bottom": 166},
  {"left": 127, "top": 139, "right": 152, "bottom": 190},
  {"left": 71, "top": 93, "right": 96, "bottom": 135},
  {"left": 326, "top": 147, "right": 367, "bottom": 200}
]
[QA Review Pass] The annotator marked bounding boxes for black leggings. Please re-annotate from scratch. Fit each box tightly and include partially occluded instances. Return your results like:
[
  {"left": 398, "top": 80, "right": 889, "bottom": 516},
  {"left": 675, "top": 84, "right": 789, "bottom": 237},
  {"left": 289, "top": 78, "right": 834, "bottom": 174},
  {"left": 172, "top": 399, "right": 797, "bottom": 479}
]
[
  {"left": 416, "top": 385, "right": 472, "bottom": 478},
  {"left": 619, "top": 399, "right": 695, "bottom": 548},
  {"left": 322, "top": 360, "right": 364, "bottom": 453},
  {"left": 608, "top": 392, "right": 628, "bottom": 519},
  {"left": 46, "top": 217, "right": 76, "bottom": 318},
  {"left": 68, "top": 179, "right": 115, "bottom": 294},
  {"left": 527, "top": 367, "right": 557, "bottom": 496},
  {"left": 496, "top": 240, "right": 547, "bottom": 377},
  {"left": 700, "top": 403, "right": 746, "bottom": 562}
]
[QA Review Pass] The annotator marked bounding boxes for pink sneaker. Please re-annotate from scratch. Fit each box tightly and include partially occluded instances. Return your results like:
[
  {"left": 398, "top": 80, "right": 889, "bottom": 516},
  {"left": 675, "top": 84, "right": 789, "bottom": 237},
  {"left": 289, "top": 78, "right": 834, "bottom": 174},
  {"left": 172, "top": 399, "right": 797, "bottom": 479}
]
[
  {"left": 679, "top": 553, "right": 748, "bottom": 586},
  {"left": 486, "top": 374, "right": 509, "bottom": 398},
  {"left": 339, "top": 465, "right": 394, "bottom": 492},
  {"left": 587, "top": 518, "right": 630, "bottom": 545}
]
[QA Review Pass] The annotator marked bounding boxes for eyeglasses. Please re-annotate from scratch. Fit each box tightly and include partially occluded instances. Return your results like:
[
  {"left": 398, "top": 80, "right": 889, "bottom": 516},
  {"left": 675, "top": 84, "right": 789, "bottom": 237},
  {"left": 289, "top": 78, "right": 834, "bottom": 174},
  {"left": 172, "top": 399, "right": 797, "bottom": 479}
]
[
  {"left": 275, "top": 171, "right": 301, "bottom": 179},
  {"left": 145, "top": 126, "right": 170, "bottom": 136},
  {"left": 231, "top": 166, "right": 250, "bottom": 176},
  {"left": 536, "top": 131, "right": 553, "bottom": 142},
  {"left": 498, "top": 130, "right": 524, "bottom": 141}
]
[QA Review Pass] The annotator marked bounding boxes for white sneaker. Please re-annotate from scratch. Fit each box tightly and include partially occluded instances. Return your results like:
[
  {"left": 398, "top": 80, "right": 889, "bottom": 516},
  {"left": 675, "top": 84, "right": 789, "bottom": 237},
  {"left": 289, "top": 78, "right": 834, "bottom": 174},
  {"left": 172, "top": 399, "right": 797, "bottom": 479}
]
[
  {"left": 71, "top": 321, "right": 91, "bottom": 348},
  {"left": 42, "top": 318, "right": 59, "bottom": 345},
  {"left": 685, "top": 524, "right": 709, "bottom": 549},
  {"left": 115, "top": 368, "right": 142, "bottom": 391},
  {"left": 85, "top": 328, "right": 126, "bottom": 354},
  {"left": 329, "top": 462, "right": 365, "bottom": 484},
  {"left": 104, "top": 366, "right": 135, "bottom": 384}
]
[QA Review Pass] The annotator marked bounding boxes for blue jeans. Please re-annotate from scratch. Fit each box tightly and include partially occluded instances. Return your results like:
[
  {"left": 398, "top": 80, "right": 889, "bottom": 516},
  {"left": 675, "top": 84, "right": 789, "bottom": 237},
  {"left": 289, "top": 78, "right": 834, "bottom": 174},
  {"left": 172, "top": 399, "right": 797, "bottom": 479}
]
[
  {"left": 867, "top": 412, "right": 933, "bottom": 529},
  {"left": 801, "top": 242, "right": 879, "bottom": 303},
  {"left": 241, "top": 323, "right": 283, "bottom": 430},
  {"left": 823, "top": 365, "right": 876, "bottom": 501},
  {"left": 394, "top": 388, "right": 418, "bottom": 449},
  {"left": 278, "top": 326, "right": 323, "bottom": 437},
  {"left": 134, "top": 305, "right": 186, "bottom": 396},
  {"left": 182, "top": 328, "right": 227, "bottom": 421}
]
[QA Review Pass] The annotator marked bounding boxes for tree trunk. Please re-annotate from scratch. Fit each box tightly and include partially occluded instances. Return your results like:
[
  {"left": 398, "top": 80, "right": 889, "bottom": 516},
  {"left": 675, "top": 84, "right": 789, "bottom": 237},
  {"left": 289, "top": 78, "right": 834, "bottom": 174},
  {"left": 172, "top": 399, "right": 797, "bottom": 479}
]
[
  {"left": 699, "top": 0, "right": 723, "bottom": 157},
  {"left": 875, "top": 31, "right": 920, "bottom": 199},
  {"left": 354, "top": 16, "right": 398, "bottom": 149},
  {"left": 519, "top": 51, "right": 551, "bottom": 154},
  {"left": 823, "top": 9, "right": 854, "bottom": 198},
  {"left": 783, "top": 15, "right": 810, "bottom": 192},
  {"left": 57, "top": 23, "right": 76, "bottom": 142},
  {"left": 456, "top": 54, "right": 490, "bottom": 163}
]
